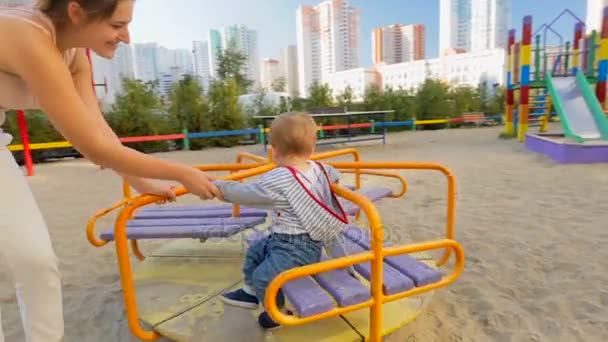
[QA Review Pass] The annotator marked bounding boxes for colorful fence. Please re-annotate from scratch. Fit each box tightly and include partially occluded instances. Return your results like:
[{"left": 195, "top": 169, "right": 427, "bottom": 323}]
[{"left": 9, "top": 114, "right": 503, "bottom": 176}]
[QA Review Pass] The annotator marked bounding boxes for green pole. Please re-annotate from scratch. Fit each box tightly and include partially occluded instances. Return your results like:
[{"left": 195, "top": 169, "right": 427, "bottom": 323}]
[
  {"left": 588, "top": 30, "right": 597, "bottom": 77},
  {"left": 370, "top": 119, "right": 375, "bottom": 133},
  {"left": 534, "top": 34, "right": 541, "bottom": 81},
  {"left": 257, "top": 125, "right": 265, "bottom": 145},
  {"left": 564, "top": 41, "right": 571, "bottom": 75},
  {"left": 181, "top": 128, "right": 190, "bottom": 151},
  {"left": 412, "top": 117, "right": 417, "bottom": 131}
]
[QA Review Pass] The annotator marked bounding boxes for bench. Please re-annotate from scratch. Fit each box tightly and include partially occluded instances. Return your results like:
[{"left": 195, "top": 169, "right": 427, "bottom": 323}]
[
  {"left": 462, "top": 113, "right": 497, "bottom": 127},
  {"left": 100, "top": 187, "right": 394, "bottom": 243},
  {"left": 246, "top": 225, "right": 443, "bottom": 318}
]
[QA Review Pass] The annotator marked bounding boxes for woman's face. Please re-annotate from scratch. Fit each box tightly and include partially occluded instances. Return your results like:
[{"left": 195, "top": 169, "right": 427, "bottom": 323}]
[{"left": 77, "top": 0, "right": 134, "bottom": 58}]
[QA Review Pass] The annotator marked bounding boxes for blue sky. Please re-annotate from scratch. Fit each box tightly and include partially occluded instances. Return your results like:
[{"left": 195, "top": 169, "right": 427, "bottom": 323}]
[{"left": 129, "top": 0, "right": 587, "bottom": 67}]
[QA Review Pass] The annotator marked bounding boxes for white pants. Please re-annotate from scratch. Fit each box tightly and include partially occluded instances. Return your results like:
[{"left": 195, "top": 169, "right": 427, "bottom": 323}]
[{"left": 0, "top": 147, "right": 64, "bottom": 341}]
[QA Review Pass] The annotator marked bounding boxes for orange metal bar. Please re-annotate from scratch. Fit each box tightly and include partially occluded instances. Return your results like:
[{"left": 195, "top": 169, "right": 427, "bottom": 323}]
[
  {"left": 340, "top": 169, "right": 407, "bottom": 198},
  {"left": 131, "top": 240, "right": 145, "bottom": 261},
  {"left": 121, "top": 163, "right": 266, "bottom": 200},
  {"left": 327, "top": 162, "right": 456, "bottom": 267},
  {"left": 122, "top": 179, "right": 132, "bottom": 199},
  {"left": 101, "top": 159, "right": 456, "bottom": 341},
  {"left": 236, "top": 152, "right": 268, "bottom": 164},
  {"left": 265, "top": 239, "right": 464, "bottom": 327},
  {"left": 86, "top": 198, "right": 131, "bottom": 247},
  {"left": 310, "top": 148, "right": 361, "bottom": 189},
  {"left": 112, "top": 163, "right": 277, "bottom": 340},
  {"left": 265, "top": 184, "right": 463, "bottom": 342}
]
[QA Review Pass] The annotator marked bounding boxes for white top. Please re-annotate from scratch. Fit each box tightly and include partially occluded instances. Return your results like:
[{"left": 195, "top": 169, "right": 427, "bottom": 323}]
[
  {"left": 0, "top": 5, "right": 78, "bottom": 146},
  {"left": 0, "top": 111, "right": 10, "bottom": 146}
]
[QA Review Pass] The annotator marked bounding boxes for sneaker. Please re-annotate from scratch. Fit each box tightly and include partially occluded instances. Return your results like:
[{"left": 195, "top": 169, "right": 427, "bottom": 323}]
[
  {"left": 258, "top": 311, "right": 280, "bottom": 330},
  {"left": 220, "top": 289, "right": 259, "bottom": 309}
]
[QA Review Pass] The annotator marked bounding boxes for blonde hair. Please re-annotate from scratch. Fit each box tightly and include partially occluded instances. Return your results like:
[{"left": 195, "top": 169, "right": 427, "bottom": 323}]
[{"left": 270, "top": 112, "right": 318, "bottom": 157}]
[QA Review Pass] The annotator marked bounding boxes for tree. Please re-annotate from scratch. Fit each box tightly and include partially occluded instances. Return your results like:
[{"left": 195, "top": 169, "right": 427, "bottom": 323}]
[
  {"left": 487, "top": 85, "right": 505, "bottom": 116},
  {"left": 336, "top": 86, "right": 355, "bottom": 109},
  {"left": 415, "top": 79, "right": 451, "bottom": 121},
  {"left": 106, "top": 78, "right": 170, "bottom": 153},
  {"left": 307, "top": 82, "right": 334, "bottom": 109},
  {"left": 391, "top": 87, "right": 417, "bottom": 125},
  {"left": 206, "top": 78, "right": 246, "bottom": 147},
  {"left": 478, "top": 82, "right": 490, "bottom": 114},
  {"left": 216, "top": 39, "right": 253, "bottom": 94},
  {"left": 450, "top": 85, "right": 481, "bottom": 117},
  {"left": 271, "top": 77, "right": 287, "bottom": 92},
  {"left": 167, "top": 75, "right": 210, "bottom": 150}
]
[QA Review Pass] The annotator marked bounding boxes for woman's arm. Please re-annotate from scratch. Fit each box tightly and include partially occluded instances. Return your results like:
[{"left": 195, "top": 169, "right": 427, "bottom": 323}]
[
  {"left": 69, "top": 49, "right": 177, "bottom": 197},
  {"left": 1, "top": 22, "right": 219, "bottom": 198}
]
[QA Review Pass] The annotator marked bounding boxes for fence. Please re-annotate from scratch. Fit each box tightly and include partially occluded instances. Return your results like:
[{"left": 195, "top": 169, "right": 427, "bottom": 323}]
[{"left": 8, "top": 114, "right": 503, "bottom": 176}]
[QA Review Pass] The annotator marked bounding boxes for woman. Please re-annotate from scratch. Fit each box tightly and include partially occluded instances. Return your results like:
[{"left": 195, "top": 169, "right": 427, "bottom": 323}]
[{"left": 0, "top": 1, "right": 220, "bottom": 340}]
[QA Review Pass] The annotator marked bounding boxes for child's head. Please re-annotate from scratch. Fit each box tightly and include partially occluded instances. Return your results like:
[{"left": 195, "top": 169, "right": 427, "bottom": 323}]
[{"left": 270, "top": 112, "right": 318, "bottom": 161}]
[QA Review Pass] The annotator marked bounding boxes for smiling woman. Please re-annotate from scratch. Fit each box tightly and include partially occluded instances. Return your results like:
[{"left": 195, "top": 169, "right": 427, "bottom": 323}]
[{"left": 0, "top": 1, "right": 223, "bottom": 341}]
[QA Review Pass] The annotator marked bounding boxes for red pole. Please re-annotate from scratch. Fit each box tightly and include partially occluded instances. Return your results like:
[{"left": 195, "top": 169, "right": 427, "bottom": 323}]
[{"left": 16, "top": 110, "right": 34, "bottom": 176}]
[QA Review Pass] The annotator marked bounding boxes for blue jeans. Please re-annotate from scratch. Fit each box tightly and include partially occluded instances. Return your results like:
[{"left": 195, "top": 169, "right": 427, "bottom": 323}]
[{"left": 243, "top": 233, "right": 322, "bottom": 310}]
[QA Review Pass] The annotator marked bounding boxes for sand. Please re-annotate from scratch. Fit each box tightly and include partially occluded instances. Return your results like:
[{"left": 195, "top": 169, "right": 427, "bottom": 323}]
[{"left": 1, "top": 123, "right": 607, "bottom": 341}]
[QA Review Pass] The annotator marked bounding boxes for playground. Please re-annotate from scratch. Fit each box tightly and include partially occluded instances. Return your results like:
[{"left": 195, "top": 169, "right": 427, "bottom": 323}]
[
  {"left": 505, "top": 8, "right": 608, "bottom": 163},
  {"left": 1, "top": 4, "right": 608, "bottom": 342},
  {"left": 0, "top": 125, "right": 606, "bottom": 341}
]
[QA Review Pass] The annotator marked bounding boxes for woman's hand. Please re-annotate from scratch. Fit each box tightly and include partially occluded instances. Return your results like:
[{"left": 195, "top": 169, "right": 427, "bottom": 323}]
[
  {"left": 127, "top": 177, "right": 177, "bottom": 203},
  {"left": 178, "top": 168, "right": 223, "bottom": 200}
]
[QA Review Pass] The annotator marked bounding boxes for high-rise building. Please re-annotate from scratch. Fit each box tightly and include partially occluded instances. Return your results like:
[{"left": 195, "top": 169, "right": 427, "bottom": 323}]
[
  {"left": 439, "top": 0, "right": 472, "bottom": 55},
  {"left": 193, "top": 41, "right": 211, "bottom": 91},
  {"left": 133, "top": 43, "right": 159, "bottom": 82},
  {"left": 586, "top": 0, "right": 608, "bottom": 33},
  {"left": 372, "top": 24, "right": 425, "bottom": 65},
  {"left": 157, "top": 47, "right": 194, "bottom": 76},
  {"left": 296, "top": 0, "right": 360, "bottom": 97},
  {"left": 90, "top": 44, "right": 136, "bottom": 106},
  {"left": 439, "top": 0, "right": 510, "bottom": 55},
  {"left": 260, "top": 58, "right": 282, "bottom": 90},
  {"left": 208, "top": 25, "right": 260, "bottom": 87},
  {"left": 280, "top": 45, "right": 300, "bottom": 97},
  {"left": 470, "top": 0, "right": 510, "bottom": 51}
]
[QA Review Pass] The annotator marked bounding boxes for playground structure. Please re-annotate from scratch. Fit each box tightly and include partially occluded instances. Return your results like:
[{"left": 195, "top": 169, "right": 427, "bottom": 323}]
[
  {"left": 86, "top": 147, "right": 464, "bottom": 341},
  {"left": 505, "top": 8, "right": 608, "bottom": 163}
]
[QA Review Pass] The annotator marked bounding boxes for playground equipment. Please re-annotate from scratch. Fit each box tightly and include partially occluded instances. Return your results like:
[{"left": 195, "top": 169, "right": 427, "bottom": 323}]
[
  {"left": 87, "top": 148, "right": 464, "bottom": 341},
  {"left": 505, "top": 8, "right": 608, "bottom": 163}
]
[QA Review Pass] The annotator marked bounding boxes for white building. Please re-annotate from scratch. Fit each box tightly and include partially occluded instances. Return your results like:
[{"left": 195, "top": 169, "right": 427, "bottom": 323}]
[
  {"left": 326, "top": 48, "right": 506, "bottom": 99},
  {"left": 158, "top": 67, "right": 189, "bottom": 98},
  {"left": 280, "top": 45, "right": 300, "bottom": 97},
  {"left": 208, "top": 25, "right": 260, "bottom": 86},
  {"left": 439, "top": 0, "right": 509, "bottom": 55},
  {"left": 470, "top": 0, "right": 510, "bottom": 52},
  {"left": 326, "top": 68, "right": 380, "bottom": 102},
  {"left": 157, "top": 47, "right": 194, "bottom": 76},
  {"left": 192, "top": 40, "right": 211, "bottom": 91},
  {"left": 297, "top": 0, "right": 360, "bottom": 98},
  {"left": 91, "top": 44, "right": 136, "bottom": 107},
  {"left": 440, "top": 0, "right": 472, "bottom": 55},
  {"left": 380, "top": 59, "right": 440, "bottom": 91},
  {"left": 133, "top": 43, "right": 159, "bottom": 82},
  {"left": 586, "top": 0, "right": 608, "bottom": 34},
  {"left": 260, "top": 58, "right": 282, "bottom": 90}
]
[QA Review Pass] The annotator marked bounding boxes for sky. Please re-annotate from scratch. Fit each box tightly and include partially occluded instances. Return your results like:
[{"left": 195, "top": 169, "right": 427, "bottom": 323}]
[{"left": 128, "top": 0, "right": 588, "bottom": 67}]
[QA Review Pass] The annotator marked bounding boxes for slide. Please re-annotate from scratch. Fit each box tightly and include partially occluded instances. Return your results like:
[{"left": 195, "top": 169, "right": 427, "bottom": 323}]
[{"left": 545, "top": 71, "right": 608, "bottom": 142}]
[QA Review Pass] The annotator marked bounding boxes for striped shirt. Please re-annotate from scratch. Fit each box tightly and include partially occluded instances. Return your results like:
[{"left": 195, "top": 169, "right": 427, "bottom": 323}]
[{"left": 214, "top": 161, "right": 348, "bottom": 242}]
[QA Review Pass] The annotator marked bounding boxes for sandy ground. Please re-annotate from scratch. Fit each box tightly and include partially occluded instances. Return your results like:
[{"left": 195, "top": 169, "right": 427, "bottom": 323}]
[{"left": 1, "top": 124, "right": 607, "bottom": 341}]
